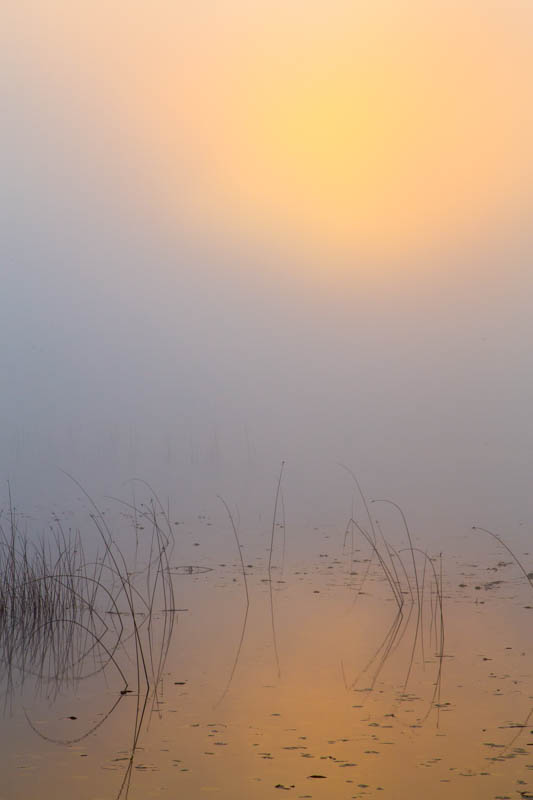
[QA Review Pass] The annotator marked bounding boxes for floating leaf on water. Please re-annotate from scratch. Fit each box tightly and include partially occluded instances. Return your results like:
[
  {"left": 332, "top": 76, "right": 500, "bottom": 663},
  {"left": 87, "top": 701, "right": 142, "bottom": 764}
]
[{"left": 170, "top": 566, "right": 213, "bottom": 575}]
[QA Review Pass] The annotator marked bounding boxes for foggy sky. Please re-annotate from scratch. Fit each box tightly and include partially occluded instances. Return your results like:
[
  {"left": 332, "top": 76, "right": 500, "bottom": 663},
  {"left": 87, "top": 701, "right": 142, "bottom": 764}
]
[{"left": 2, "top": 1, "right": 533, "bottom": 543}]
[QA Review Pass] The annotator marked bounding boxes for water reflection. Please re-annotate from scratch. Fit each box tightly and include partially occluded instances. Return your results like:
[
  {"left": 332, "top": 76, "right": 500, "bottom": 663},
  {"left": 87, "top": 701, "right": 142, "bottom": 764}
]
[
  {"left": 1, "top": 483, "right": 532, "bottom": 799},
  {"left": 0, "top": 481, "right": 176, "bottom": 798}
]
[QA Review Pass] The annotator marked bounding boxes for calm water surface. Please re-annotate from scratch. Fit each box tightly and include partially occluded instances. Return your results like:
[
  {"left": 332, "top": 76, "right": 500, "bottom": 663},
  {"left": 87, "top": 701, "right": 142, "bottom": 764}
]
[{"left": 1, "top": 502, "right": 531, "bottom": 800}]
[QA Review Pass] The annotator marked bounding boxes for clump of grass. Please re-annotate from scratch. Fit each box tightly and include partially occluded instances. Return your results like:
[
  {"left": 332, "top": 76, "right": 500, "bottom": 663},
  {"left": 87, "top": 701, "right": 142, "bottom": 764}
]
[
  {"left": 0, "top": 479, "right": 177, "bottom": 800},
  {"left": 0, "top": 507, "right": 125, "bottom": 702},
  {"left": 340, "top": 472, "right": 445, "bottom": 724}
]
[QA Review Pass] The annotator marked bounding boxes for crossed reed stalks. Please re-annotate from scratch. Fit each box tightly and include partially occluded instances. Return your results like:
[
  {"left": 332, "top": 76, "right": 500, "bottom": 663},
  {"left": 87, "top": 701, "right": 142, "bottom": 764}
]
[
  {"left": 340, "top": 468, "right": 445, "bottom": 724},
  {"left": 0, "top": 479, "right": 176, "bottom": 799}
]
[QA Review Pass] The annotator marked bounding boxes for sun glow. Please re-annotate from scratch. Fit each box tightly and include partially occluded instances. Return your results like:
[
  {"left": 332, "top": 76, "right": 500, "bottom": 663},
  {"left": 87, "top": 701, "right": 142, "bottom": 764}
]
[
  {"left": 189, "top": 18, "right": 532, "bottom": 259},
  {"left": 9, "top": 1, "right": 533, "bottom": 264}
]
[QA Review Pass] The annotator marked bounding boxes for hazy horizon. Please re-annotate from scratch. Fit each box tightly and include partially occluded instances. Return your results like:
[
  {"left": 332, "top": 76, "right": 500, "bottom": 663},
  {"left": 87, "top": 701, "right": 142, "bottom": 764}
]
[{"left": 2, "top": 1, "right": 533, "bottom": 543}]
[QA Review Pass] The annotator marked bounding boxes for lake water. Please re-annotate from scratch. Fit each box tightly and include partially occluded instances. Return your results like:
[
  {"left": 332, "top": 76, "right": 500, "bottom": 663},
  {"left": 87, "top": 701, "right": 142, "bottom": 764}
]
[{"left": 1, "top": 492, "right": 532, "bottom": 800}]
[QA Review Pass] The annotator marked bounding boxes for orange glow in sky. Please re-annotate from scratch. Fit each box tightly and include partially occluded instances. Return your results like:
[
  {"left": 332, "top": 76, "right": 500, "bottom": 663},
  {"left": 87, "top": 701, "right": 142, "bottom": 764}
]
[{"left": 7, "top": 0, "right": 533, "bottom": 265}]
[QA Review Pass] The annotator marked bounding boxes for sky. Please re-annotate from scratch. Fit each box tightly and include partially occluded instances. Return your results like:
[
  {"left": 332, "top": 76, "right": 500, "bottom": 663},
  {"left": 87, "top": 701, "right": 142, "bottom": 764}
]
[{"left": 1, "top": 1, "right": 533, "bottom": 540}]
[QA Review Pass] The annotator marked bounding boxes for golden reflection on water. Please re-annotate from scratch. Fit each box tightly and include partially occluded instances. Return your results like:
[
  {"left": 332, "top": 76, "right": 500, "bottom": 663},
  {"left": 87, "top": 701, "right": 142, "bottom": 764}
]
[{"left": 2, "top": 516, "right": 532, "bottom": 800}]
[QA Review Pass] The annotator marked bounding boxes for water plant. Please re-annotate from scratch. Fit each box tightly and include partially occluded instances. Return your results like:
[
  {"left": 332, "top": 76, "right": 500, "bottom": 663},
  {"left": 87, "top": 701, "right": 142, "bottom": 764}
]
[{"left": 0, "top": 481, "right": 177, "bottom": 799}]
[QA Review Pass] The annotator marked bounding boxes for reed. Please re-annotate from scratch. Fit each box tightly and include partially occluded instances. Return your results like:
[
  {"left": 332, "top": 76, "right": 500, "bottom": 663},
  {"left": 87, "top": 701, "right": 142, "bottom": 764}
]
[
  {"left": 0, "top": 483, "right": 177, "bottom": 800},
  {"left": 340, "top": 478, "right": 445, "bottom": 723}
]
